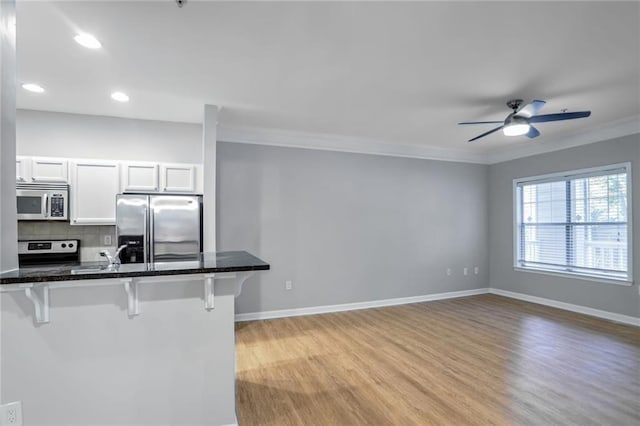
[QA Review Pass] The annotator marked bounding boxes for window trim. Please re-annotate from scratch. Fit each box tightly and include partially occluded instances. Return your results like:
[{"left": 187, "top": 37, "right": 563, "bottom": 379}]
[{"left": 512, "top": 162, "right": 633, "bottom": 285}]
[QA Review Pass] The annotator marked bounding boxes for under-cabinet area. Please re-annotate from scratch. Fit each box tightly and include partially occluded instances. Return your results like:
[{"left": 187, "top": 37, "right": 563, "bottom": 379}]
[{"left": 17, "top": 222, "right": 115, "bottom": 261}]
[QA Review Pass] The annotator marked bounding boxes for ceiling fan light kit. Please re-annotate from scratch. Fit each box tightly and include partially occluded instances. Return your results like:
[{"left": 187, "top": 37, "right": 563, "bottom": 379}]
[
  {"left": 459, "top": 99, "right": 591, "bottom": 143},
  {"left": 503, "top": 116, "right": 530, "bottom": 136}
]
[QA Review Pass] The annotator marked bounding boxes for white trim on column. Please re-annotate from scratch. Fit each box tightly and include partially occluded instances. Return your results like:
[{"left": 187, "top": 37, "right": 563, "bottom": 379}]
[
  {"left": 202, "top": 104, "right": 218, "bottom": 252},
  {"left": 489, "top": 288, "right": 640, "bottom": 326},
  {"left": 234, "top": 288, "right": 490, "bottom": 322}
]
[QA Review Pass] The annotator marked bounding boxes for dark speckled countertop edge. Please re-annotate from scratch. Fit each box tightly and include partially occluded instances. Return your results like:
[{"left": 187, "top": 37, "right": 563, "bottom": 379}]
[{"left": 0, "top": 251, "right": 270, "bottom": 285}]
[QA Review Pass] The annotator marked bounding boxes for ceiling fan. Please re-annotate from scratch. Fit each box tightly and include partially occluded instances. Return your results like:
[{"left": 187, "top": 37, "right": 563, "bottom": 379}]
[{"left": 458, "top": 99, "right": 591, "bottom": 142}]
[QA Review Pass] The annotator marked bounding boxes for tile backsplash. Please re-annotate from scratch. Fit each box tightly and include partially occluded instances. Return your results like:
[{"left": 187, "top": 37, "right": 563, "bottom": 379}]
[{"left": 18, "top": 222, "right": 116, "bottom": 261}]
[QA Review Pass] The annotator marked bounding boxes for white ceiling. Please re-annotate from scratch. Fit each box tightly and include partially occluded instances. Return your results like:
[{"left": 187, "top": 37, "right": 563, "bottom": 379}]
[{"left": 16, "top": 1, "right": 640, "bottom": 158}]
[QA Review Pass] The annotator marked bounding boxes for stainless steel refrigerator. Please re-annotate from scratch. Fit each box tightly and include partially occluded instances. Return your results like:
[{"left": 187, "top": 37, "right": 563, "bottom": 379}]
[{"left": 116, "top": 194, "right": 203, "bottom": 263}]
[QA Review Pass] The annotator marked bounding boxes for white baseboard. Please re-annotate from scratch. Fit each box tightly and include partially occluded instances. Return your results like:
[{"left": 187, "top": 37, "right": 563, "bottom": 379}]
[
  {"left": 235, "top": 287, "right": 639, "bottom": 327},
  {"left": 489, "top": 288, "right": 640, "bottom": 327},
  {"left": 220, "top": 414, "right": 238, "bottom": 426},
  {"left": 235, "top": 288, "right": 490, "bottom": 322}
]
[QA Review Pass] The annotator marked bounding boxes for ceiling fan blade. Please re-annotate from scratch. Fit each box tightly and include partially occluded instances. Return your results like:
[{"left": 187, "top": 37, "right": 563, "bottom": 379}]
[
  {"left": 458, "top": 121, "right": 504, "bottom": 125},
  {"left": 468, "top": 125, "right": 504, "bottom": 142},
  {"left": 516, "top": 100, "right": 546, "bottom": 118},
  {"left": 525, "top": 125, "right": 540, "bottom": 139},
  {"left": 529, "top": 111, "right": 591, "bottom": 123}
]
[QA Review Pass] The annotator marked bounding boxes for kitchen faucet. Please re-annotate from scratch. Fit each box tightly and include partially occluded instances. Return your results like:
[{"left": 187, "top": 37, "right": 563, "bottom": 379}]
[{"left": 100, "top": 244, "right": 128, "bottom": 267}]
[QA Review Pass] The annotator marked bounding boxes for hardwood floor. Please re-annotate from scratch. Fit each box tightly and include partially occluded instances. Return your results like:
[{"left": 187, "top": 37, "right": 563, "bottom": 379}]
[{"left": 235, "top": 294, "right": 640, "bottom": 425}]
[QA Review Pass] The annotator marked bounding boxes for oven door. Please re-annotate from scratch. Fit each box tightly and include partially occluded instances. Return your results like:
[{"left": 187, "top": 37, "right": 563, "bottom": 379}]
[{"left": 17, "top": 190, "right": 48, "bottom": 220}]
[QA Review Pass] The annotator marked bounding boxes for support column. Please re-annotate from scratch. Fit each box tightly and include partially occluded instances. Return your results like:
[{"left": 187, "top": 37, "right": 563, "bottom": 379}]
[
  {"left": 0, "top": 0, "right": 18, "bottom": 272},
  {"left": 202, "top": 105, "right": 218, "bottom": 252}
]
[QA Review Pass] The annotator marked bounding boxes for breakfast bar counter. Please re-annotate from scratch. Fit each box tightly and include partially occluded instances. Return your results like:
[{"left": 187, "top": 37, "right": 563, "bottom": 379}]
[
  {"left": 1, "top": 250, "right": 269, "bottom": 425},
  {"left": 0, "top": 250, "right": 269, "bottom": 285}
]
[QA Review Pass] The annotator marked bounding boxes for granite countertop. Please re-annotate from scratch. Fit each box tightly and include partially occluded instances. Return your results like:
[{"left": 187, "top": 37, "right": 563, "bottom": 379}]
[{"left": 0, "top": 251, "right": 269, "bottom": 285}]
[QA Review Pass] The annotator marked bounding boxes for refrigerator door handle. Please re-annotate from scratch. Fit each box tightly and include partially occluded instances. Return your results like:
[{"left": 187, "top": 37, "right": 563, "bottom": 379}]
[
  {"left": 143, "top": 207, "right": 148, "bottom": 264},
  {"left": 149, "top": 206, "right": 154, "bottom": 263}
]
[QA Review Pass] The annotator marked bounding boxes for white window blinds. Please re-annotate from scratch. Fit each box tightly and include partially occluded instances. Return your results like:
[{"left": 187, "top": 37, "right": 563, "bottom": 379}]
[{"left": 515, "top": 164, "right": 632, "bottom": 282}]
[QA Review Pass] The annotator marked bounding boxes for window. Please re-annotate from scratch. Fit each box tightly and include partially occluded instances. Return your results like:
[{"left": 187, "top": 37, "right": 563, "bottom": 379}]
[{"left": 514, "top": 163, "right": 632, "bottom": 283}]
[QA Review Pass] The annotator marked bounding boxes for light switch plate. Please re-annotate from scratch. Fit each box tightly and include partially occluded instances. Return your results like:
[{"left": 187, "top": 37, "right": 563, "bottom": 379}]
[{"left": 103, "top": 235, "right": 112, "bottom": 246}]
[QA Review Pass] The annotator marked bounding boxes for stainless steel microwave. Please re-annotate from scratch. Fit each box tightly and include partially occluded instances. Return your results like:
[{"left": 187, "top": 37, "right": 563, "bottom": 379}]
[{"left": 16, "top": 183, "right": 69, "bottom": 221}]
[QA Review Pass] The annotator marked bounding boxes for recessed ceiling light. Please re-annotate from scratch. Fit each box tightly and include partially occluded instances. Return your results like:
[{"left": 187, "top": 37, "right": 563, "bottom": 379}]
[
  {"left": 74, "top": 33, "right": 102, "bottom": 49},
  {"left": 22, "top": 83, "right": 45, "bottom": 93},
  {"left": 111, "top": 92, "right": 130, "bottom": 102}
]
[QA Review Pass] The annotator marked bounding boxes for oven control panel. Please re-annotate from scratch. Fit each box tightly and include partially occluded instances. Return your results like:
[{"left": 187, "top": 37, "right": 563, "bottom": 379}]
[{"left": 18, "top": 239, "right": 79, "bottom": 255}]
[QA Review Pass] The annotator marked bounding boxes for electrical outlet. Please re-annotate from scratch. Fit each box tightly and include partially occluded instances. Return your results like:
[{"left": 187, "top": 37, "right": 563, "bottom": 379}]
[
  {"left": 103, "top": 235, "right": 112, "bottom": 246},
  {"left": 474, "top": 266, "right": 479, "bottom": 275},
  {"left": 285, "top": 280, "right": 293, "bottom": 291},
  {"left": 463, "top": 267, "right": 468, "bottom": 276},
  {"left": 0, "top": 401, "right": 23, "bottom": 426},
  {"left": 446, "top": 268, "right": 452, "bottom": 276}
]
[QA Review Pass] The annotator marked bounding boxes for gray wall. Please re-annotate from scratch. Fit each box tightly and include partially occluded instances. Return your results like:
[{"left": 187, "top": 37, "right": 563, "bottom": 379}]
[
  {"left": 17, "top": 109, "right": 202, "bottom": 163},
  {"left": 488, "top": 134, "right": 640, "bottom": 318},
  {"left": 217, "top": 142, "right": 490, "bottom": 315}
]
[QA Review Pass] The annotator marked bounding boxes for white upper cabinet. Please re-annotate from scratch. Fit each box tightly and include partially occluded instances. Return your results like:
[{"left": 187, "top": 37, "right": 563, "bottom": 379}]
[
  {"left": 160, "top": 163, "right": 198, "bottom": 193},
  {"left": 16, "top": 155, "right": 202, "bottom": 226},
  {"left": 121, "top": 162, "right": 159, "bottom": 192},
  {"left": 16, "top": 156, "right": 30, "bottom": 182},
  {"left": 123, "top": 162, "right": 201, "bottom": 194},
  {"left": 30, "top": 157, "right": 69, "bottom": 183},
  {"left": 16, "top": 156, "right": 68, "bottom": 183},
  {"left": 70, "top": 160, "right": 120, "bottom": 225}
]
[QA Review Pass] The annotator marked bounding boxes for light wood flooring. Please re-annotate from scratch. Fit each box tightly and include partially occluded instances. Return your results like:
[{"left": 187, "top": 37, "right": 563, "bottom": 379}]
[{"left": 236, "top": 294, "right": 639, "bottom": 425}]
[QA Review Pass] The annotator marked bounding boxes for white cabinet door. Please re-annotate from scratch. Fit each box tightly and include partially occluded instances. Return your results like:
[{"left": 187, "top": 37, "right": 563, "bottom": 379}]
[
  {"left": 31, "top": 157, "right": 68, "bottom": 183},
  {"left": 160, "top": 163, "right": 197, "bottom": 193},
  {"left": 121, "top": 162, "right": 159, "bottom": 192},
  {"left": 70, "top": 160, "right": 120, "bottom": 225},
  {"left": 16, "top": 156, "right": 30, "bottom": 182}
]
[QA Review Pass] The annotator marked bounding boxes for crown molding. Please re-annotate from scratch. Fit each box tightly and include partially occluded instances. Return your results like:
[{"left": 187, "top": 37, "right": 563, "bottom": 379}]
[
  {"left": 217, "top": 125, "right": 488, "bottom": 164},
  {"left": 484, "top": 115, "right": 640, "bottom": 164},
  {"left": 219, "top": 116, "right": 639, "bottom": 166}
]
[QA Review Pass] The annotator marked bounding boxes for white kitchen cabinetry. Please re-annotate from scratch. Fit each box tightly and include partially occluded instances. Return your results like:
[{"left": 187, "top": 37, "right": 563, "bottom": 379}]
[
  {"left": 31, "top": 157, "right": 69, "bottom": 183},
  {"left": 16, "top": 156, "right": 30, "bottom": 182},
  {"left": 70, "top": 160, "right": 120, "bottom": 225},
  {"left": 15, "top": 156, "right": 68, "bottom": 183},
  {"left": 160, "top": 163, "right": 198, "bottom": 193},
  {"left": 121, "top": 162, "right": 159, "bottom": 192}
]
